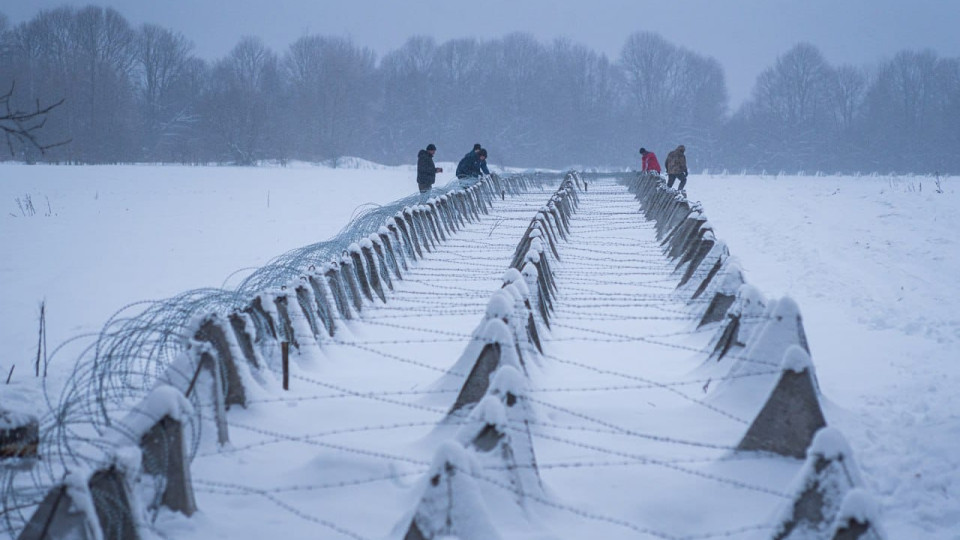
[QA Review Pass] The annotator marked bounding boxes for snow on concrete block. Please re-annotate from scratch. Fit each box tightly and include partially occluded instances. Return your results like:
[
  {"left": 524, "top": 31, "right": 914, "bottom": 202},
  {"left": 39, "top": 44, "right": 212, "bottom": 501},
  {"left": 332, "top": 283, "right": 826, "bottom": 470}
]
[
  {"left": 830, "top": 489, "right": 885, "bottom": 540},
  {"left": 730, "top": 296, "right": 810, "bottom": 379},
  {"left": 736, "top": 345, "right": 826, "bottom": 458},
  {"left": 87, "top": 465, "right": 141, "bottom": 540},
  {"left": 228, "top": 312, "right": 264, "bottom": 370},
  {"left": 402, "top": 442, "right": 501, "bottom": 540},
  {"left": 709, "top": 284, "right": 767, "bottom": 362},
  {"left": 16, "top": 474, "right": 100, "bottom": 540},
  {"left": 771, "top": 427, "right": 865, "bottom": 540},
  {"left": 360, "top": 241, "right": 388, "bottom": 302},
  {"left": 348, "top": 248, "right": 376, "bottom": 303},
  {"left": 368, "top": 234, "right": 395, "bottom": 291},
  {"left": 448, "top": 320, "right": 522, "bottom": 417},
  {"left": 0, "top": 408, "right": 38, "bottom": 460},
  {"left": 339, "top": 256, "right": 366, "bottom": 314},
  {"left": 324, "top": 264, "right": 355, "bottom": 321},
  {"left": 108, "top": 386, "right": 198, "bottom": 517},
  {"left": 193, "top": 315, "right": 248, "bottom": 409}
]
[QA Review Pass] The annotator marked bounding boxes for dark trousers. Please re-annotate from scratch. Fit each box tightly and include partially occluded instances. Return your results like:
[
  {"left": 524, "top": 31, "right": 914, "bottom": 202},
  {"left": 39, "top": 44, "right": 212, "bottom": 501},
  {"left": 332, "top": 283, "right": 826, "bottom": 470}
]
[
  {"left": 418, "top": 183, "right": 432, "bottom": 194},
  {"left": 668, "top": 173, "right": 687, "bottom": 190}
]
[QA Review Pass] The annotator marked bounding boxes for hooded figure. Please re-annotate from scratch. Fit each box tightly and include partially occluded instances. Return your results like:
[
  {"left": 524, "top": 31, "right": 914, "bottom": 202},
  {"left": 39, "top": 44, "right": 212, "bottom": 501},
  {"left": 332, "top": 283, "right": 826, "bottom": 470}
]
[
  {"left": 417, "top": 144, "right": 440, "bottom": 193},
  {"left": 665, "top": 145, "right": 688, "bottom": 191}
]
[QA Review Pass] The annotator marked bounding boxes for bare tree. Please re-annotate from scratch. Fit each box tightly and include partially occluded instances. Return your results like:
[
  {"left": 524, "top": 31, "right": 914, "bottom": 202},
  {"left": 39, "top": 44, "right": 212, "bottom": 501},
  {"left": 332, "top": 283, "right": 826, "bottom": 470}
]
[{"left": 0, "top": 81, "right": 68, "bottom": 156}]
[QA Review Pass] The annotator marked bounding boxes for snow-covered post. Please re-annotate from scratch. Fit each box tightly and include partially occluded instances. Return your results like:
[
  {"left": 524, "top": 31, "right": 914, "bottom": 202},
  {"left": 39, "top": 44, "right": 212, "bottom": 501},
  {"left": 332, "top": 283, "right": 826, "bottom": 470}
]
[
  {"left": 771, "top": 427, "right": 869, "bottom": 540},
  {"left": 736, "top": 346, "right": 827, "bottom": 458}
]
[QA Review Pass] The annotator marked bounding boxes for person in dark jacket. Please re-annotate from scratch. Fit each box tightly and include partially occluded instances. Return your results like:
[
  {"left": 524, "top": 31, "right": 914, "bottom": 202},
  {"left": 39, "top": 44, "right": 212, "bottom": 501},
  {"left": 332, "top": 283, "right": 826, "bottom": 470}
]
[
  {"left": 639, "top": 147, "right": 661, "bottom": 174},
  {"left": 417, "top": 144, "right": 441, "bottom": 194},
  {"left": 665, "top": 145, "right": 688, "bottom": 191},
  {"left": 456, "top": 143, "right": 490, "bottom": 179}
]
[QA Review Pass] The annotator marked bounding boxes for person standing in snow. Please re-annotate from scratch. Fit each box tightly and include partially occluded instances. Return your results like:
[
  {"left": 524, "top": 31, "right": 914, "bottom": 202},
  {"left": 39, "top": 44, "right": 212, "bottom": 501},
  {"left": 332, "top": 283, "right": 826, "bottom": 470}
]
[
  {"left": 456, "top": 143, "right": 490, "bottom": 181},
  {"left": 417, "top": 143, "right": 441, "bottom": 195},
  {"left": 639, "top": 147, "right": 661, "bottom": 175},
  {"left": 665, "top": 144, "right": 688, "bottom": 191}
]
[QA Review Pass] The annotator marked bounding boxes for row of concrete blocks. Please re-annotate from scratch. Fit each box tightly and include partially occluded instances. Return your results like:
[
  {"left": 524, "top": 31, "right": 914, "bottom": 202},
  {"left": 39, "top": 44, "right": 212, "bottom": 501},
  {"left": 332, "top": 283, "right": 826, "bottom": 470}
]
[
  {"left": 12, "top": 173, "right": 535, "bottom": 540},
  {"left": 627, "top": 173, "right": 885, "bottom": 540},
  {"left": 402, "top": 173, "right": 583, "bottom": 540}
]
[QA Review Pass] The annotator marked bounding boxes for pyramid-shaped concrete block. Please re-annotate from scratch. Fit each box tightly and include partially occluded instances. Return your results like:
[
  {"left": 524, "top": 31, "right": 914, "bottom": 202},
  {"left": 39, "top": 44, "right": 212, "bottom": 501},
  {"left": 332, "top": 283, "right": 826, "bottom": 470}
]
[
  {"left": 737, "top": 346, "right": 826, "bottom": 458},
  {"left": 402, "top": 442, "right": 501, "bottom": 540},
  {"left": 772, "top": 427, "right": 865, "bottom": 540}
]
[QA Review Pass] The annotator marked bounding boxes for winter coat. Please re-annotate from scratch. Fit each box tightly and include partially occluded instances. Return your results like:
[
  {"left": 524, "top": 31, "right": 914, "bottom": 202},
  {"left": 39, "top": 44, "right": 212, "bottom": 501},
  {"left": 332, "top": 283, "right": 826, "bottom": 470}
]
[
  {"left": 455, "top": 150, "right": 489, "bottom": 178},
  {"left": 641, "top": 151, "right": 661, "bottom": 173},
  {"left": 417, "top": 149, "right": 437, "bottom": 185},
  {"left": 665, "top": 146, "right": 687, "bottom": 175}
]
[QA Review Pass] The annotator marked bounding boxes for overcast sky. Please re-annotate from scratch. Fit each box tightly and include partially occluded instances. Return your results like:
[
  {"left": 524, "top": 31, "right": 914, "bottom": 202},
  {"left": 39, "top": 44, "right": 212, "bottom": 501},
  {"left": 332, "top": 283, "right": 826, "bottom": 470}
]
[{"left": 3, "top": 0, "right": 958, "bottom": 107}]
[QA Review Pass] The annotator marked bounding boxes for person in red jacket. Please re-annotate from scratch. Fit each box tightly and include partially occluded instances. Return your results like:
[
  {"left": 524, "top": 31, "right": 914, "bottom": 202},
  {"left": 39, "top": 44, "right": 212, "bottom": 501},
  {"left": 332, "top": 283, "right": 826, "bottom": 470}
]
[{"left": 639, "top": 147, "right": 661, "bottom": 174}]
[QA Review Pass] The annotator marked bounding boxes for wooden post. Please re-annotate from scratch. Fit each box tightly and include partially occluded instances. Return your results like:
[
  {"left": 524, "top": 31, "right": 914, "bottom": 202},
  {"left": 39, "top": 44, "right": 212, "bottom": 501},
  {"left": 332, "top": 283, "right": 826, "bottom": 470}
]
[{"left": 282, "top": 341, "right": 290, "bottom": 391}]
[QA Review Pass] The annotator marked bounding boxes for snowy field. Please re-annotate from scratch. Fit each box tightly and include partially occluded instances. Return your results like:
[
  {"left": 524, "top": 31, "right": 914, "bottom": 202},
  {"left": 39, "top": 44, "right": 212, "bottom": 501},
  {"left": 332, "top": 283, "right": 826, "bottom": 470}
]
[{"left": 1, "top": 163, "right": 958, "bottom": 539}]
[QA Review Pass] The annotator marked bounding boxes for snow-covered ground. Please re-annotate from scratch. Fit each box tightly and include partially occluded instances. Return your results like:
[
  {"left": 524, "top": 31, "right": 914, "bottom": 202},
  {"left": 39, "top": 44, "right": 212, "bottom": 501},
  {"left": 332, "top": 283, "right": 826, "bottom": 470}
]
[
  {"left": 1, "top": 164, "right": 957, "bottom": 539},
  {"left": 691, "top": 172, "right": 960, "bottom": 539}
]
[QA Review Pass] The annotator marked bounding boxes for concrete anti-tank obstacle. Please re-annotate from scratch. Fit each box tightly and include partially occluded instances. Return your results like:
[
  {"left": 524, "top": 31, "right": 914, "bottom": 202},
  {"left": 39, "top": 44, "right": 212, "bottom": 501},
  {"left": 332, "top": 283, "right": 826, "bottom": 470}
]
[
  {"left": 367, "top": 233, "right": 395, "bottom": 291},
  {"left": 727, "top": 296, "right": 810, "bottom": 380},
  {"left": 88, "top": 465, "right": 141, "bottom": 540},
  {"left": 17, "top": 473, "right": 98, "bottom": 540},
  {"left": 697, "top": 262, "right": 745, "bottom": 328},
  {"left": 677, "top": 231, "right": 717, "bottom": 288},
  {"left": 112, "top": 385, "right": 197, "bottom": 516},
  {"left": 294, "top": 282, "right": 323, "bottom": 338},
  {"left": 338, "top": 255, "right": 366, "bottom": 313},
  {"left": 402, "top": 442, "right": 502, "bottom": 540},
  {"left": 709, "top": 284, "right": 767, "bottom": 362},
  {"left": 736, "top": 346, "right": 826, "bottom": 458},
  {"left": 361, "top": 239, "right": 389, "bottom": 299},
  {"left": 228, "top": 312, "right": 262, "bottom": 369},
  {"left": 324, "top": 263, "right": 355, "bottom": 320},
  {"left": 0, "top": 408, "right": 38, "bottom": 460},
  {"left": 377, "top": 227, "right": 405, "bottom": 279},
  {"left": 306, "top": 274, "right": 337, "bottom": 337},
  {"left": 243, "top": 294, "right": 279, "bottom": 343},
  {"left": 193, "top": 315, "right": 247, "bottom": 409},
  {"left": 448, "top": 319, "right": 523, "bottom": 417},
  {"left": 271, "top": 292, "right": 300, "bottom": 349},
  {"left": 347, "top": 244, "right": 376, "bottom": 303},
  {"left": 456, "top": 366, "right": 543, "bottom": 505},
  {"left": 184, "top": 346, "right": 230, "bottom": 444},
  {"left": 772, "top": 427, "right": 867, "bottom": 540}
]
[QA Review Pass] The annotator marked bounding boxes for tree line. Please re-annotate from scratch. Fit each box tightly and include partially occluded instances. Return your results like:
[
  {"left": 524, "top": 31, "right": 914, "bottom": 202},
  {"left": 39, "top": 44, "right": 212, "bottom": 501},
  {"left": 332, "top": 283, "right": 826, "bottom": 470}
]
[{"left": 1, "top": 5, "right": 958, "bottom": 173}]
